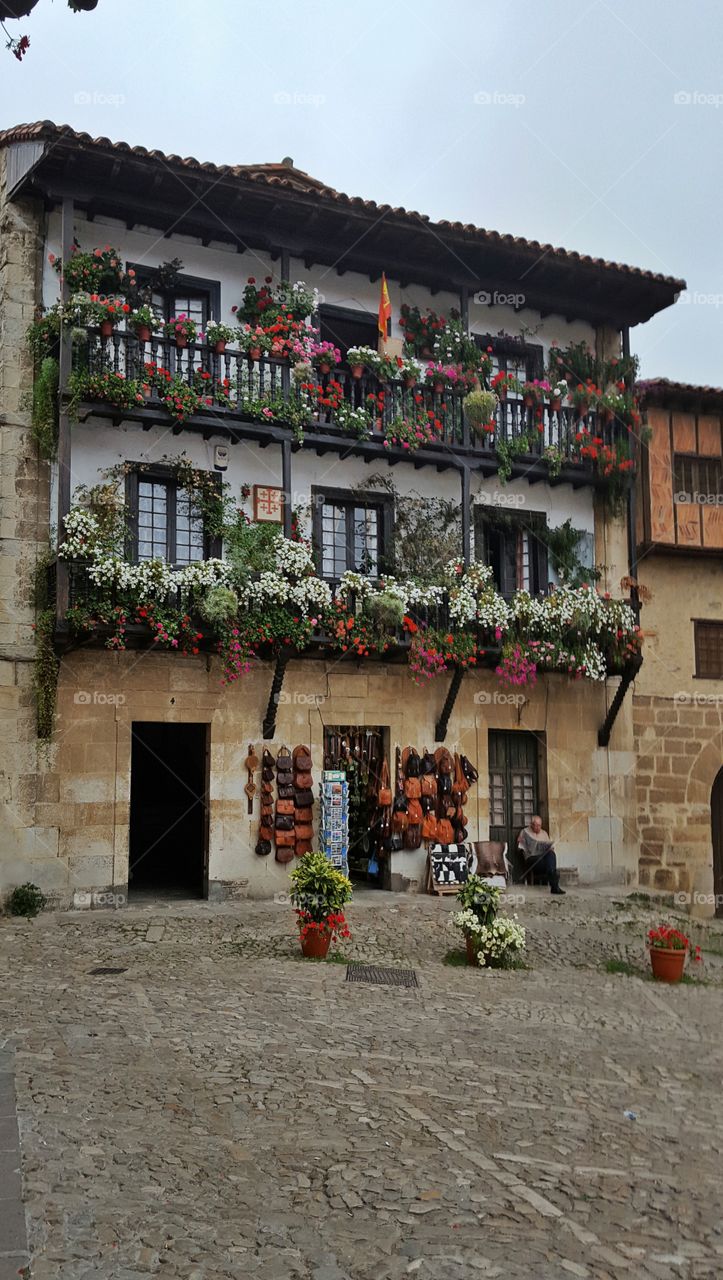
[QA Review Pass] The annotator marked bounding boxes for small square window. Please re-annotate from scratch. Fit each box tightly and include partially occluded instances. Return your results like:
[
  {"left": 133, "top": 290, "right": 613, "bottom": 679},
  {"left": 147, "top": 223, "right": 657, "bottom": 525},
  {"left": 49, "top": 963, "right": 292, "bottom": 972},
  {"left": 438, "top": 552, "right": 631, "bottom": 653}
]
[{"left": 694, "top": 621, "right": 723, "bottom": 679}]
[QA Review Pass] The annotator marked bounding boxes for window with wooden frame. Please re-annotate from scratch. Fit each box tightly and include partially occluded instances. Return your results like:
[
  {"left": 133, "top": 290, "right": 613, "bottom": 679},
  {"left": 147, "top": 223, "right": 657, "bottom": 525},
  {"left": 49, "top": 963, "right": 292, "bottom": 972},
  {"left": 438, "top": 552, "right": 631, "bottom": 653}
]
[
  {"left": 318, "top": 304, "right": 378, "bottom": 361},
  {"left": 129, "top": 266, "right": 221, "bottom": 329},
  {"left": 694, "top": 620, "right": 723, "bottom": 679},
  {"left": 476, "top": 334, "right": 544, "bottom": 400},
  {"left": 475, "top": 509, "right": 549, "bottom": 598},
  {"left": 673, "top": 454, "right": 723, "bottom": 502},
  {"left": 311, "top": 487, "right": 393, "bottom": 583},
  {"left": 125, "top": 467, "right": 221, "bottom": 565}
]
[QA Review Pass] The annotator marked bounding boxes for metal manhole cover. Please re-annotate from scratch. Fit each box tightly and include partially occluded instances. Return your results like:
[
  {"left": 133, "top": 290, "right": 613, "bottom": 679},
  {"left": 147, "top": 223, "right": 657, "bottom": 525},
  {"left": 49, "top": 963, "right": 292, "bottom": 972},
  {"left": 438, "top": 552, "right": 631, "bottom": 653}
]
[
  {"left": 88, "top": 967, "right": 127, "bottom": 975},
  {"left": 346, "top": 963, "right": 418, "bottom": 988}
]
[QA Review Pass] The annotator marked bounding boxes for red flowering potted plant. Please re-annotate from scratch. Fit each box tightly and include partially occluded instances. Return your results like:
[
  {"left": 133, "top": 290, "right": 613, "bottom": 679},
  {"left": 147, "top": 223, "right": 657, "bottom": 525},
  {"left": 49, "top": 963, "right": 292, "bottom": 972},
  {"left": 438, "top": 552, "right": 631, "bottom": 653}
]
[
  {"left": 491, "top": 370, "right": 519, "bottom": 402},
  {"left": 647, "top": 923, "right": 701, "bottom": 983},
  {"left": 311, "top": 341, "right": 342, "bottom": 377},
  {"left": 92, "top": 297, "right": 130, "bottom": 339},
  {"left": 570, "top": 380, "right": 600, "bottom": 420},
  {"left": 164, "top": 314, "right": 198, "bottom": 349},
  {"left": 290, "top": 851, "right": 353, "bottom": 959}
]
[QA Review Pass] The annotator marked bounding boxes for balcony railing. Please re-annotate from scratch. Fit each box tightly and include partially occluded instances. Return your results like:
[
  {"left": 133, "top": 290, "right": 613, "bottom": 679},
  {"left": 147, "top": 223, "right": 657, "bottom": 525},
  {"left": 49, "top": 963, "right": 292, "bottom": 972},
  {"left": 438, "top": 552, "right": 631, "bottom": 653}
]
[{"left": 70, "top": 327, "right": 627, "bottom": 472}]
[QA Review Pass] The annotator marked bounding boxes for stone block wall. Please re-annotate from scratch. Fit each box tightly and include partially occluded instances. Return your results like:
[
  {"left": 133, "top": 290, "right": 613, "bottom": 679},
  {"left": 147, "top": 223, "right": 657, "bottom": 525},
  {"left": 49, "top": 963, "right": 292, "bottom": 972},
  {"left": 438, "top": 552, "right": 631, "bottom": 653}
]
[
  {"left": 4, "top": 646, "right": 640, "bottom": 904},
  {"left": 634, "top": 693, "right": 722, "bottom": 909},
  {"left": 0, "top": 152, "right": 57, "bottom": 886}
]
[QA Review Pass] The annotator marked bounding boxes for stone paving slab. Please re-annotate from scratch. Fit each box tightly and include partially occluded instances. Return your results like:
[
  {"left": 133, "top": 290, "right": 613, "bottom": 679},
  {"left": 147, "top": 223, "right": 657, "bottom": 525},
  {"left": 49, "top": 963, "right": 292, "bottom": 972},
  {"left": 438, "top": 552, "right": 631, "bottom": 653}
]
[{"left": 1, "top": 889, "right": 722, "bottom": 1279}]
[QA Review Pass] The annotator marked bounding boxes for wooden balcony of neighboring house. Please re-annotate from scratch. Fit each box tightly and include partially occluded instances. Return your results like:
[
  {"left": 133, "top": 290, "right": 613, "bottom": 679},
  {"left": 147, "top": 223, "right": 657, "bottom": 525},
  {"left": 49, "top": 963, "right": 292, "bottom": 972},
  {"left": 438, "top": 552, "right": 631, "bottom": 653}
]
[{"left": 65, "top": 327, "right": 633, "bottom": 489}]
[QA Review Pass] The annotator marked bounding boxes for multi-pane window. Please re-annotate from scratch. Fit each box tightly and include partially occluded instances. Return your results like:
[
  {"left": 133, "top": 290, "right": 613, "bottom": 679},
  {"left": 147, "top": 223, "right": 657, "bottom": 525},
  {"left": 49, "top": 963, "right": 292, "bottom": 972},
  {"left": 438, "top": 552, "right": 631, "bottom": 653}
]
[
  {"left": 475, "top": 511, "right": 549, "bottom": 598},
  {"left": 694, "top": 621, "right": 723, "bottom": 679},
  {"left": 128, "top": 472, "right": 210, "bottom": 565},
  {"left": 313, "top": 491, "right": 390, "bottom": 582},
  {"left": 151, "top": 290, "right": 209, "bottom": 330},
  {"left": 673, "top": 455, "right": 723, "bottom": 503},
  {"left": 320, "top": 501, "right": 381, "bottom": 579}
]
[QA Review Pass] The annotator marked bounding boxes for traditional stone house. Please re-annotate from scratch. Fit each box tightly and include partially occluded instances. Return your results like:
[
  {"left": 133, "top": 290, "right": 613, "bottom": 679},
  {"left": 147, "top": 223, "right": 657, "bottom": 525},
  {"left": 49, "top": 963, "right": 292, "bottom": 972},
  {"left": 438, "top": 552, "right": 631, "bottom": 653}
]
[
  {"left": 0, "top": 122, "right": 684, "bottom": 904},
  {"left": 634, "top": 380, "right": 723, "bottom": 914}
]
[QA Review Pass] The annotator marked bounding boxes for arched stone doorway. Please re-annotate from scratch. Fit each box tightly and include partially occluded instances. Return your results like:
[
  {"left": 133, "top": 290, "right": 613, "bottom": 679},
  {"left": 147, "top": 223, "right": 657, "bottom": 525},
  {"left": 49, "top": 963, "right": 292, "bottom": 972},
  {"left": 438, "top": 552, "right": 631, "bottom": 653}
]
[{"left": 713, "top": 768, "right": 723, "bottom": 919}]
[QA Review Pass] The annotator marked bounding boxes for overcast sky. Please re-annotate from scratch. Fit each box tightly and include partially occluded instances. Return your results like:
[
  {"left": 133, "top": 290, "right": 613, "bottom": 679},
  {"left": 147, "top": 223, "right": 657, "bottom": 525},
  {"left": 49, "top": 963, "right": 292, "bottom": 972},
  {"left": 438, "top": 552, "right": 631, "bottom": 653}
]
[{"left": 1, "top": 0, "right": 720, "bottom": 383}]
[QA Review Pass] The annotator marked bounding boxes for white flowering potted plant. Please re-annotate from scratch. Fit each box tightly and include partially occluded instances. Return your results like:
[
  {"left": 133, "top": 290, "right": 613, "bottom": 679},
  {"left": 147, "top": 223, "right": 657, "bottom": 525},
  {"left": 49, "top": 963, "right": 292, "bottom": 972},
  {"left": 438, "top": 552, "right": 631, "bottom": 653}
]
[
  {"left": 346, "top": 346, "right": 380, "bottom": 379},
  {"left": 206, "top": 320, "right": 236, "bottom": 355},
  {"left": 452, "top": 874, "right": 526, "bottom": 969},
  {"left": 128, "top": 304, "right": 163, "bottom": 344}
]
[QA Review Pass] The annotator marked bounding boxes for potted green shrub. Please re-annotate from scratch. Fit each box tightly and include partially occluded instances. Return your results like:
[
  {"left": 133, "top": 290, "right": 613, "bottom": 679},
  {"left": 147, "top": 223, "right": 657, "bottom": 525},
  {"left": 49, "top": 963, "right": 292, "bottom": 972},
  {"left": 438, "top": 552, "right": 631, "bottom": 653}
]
[
  {"left": 7, "top": 882, "right": 47, "bottom": 918},
  {"left": 452, "top": 875, "right": 500, "bottom": 963},
  {"left": 463, "top": 388, "right": 498, "bottom": 435},
  {"left": 363, "top": 590, "right": 405, "bottom": 633},
  {"left": 290, "top": 851, "right": 353, "bottom": 959}
]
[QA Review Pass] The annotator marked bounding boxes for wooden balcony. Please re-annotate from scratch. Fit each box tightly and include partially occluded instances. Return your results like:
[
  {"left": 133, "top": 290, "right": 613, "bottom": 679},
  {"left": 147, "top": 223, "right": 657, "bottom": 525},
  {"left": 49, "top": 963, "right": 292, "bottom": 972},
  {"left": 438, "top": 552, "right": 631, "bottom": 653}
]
[{"left": 68, "top": 328, "right": 631, "bottom": 487}]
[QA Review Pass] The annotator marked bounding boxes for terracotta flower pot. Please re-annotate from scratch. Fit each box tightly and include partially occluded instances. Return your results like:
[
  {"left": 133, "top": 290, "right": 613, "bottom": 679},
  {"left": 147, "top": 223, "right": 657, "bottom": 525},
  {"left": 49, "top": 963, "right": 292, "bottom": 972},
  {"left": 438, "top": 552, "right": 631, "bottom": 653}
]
[
  {"left": 351, "top": 364, "right": 363, "bottom": 379},
  {"left": 300, "top": 927, "right": 332, "bottom": 959},
  {"left": 214, "top": 339, "right": 227, "bottom": 355},
  {"left": 403, "top": 376, "right": 416, "bottom": 389},
  {"left": 524, "top": 393, "right": 534, "bottom": 408},
  {"left": 649, "top": 945, "right": 686, "bottom": 983},
  {"left": 175, "top": 333, "right": 188, "bottom": 349},
  {"left": 576, "top": 401, "right": 589, "bottom": 419},
  {"left": 319, "top": 361, "right": 331, "bottom": 375},
  {"left": 498, "top": 387, "right": 507, "bottom": 402},
  {"left": 465, "top": 934, "right": 478, "bottom": 966},
  {"left": 100, "top": 319, "right": 114, "bottom": 339},
  {"left": 550, "top": 397, "right": 561, "bottom": 413},
  {"left": 433, "top": 380, "right": 444, "bottom": 394},
  {"left": 135, "top": 324, "right": 151, "bottom": 343},
  {"left": 421, "top": 346, "right": 433, "bottom": 358},
  {"left": 249, "top": 346, "right": 262, "bottom": 360},
  {"left": 600, "top": 407, "right": 614, "bottom": 424}
]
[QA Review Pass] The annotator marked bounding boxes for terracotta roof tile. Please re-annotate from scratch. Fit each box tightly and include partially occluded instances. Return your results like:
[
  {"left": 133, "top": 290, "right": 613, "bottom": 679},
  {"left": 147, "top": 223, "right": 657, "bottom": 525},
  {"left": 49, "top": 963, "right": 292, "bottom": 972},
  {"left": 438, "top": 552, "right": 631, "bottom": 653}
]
[{"left": 0, "top": 121, "right": 686, "bottom": 292}]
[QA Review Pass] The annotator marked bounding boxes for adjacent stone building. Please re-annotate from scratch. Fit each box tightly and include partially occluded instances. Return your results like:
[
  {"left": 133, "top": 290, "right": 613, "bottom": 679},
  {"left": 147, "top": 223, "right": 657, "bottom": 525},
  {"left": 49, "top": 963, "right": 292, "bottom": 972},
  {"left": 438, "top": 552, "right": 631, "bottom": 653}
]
[{"left": 634, "top": 380, "right": 723, "bottom": 913}]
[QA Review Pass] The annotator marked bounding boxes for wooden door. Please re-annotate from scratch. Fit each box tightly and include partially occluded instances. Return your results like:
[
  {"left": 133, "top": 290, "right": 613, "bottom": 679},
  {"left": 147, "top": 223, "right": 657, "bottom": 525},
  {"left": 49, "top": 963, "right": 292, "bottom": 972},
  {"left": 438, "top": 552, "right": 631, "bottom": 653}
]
[{"left": 488, "top": 730, "right": 539, "bottom": 882}]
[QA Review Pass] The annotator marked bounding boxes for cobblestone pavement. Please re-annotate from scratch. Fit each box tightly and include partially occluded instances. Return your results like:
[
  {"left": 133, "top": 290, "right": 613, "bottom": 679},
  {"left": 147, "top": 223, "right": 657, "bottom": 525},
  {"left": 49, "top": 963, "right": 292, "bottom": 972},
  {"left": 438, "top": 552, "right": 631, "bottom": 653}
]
[{"left": 2, "top": 888, "right": 723, "bottom": 1280}]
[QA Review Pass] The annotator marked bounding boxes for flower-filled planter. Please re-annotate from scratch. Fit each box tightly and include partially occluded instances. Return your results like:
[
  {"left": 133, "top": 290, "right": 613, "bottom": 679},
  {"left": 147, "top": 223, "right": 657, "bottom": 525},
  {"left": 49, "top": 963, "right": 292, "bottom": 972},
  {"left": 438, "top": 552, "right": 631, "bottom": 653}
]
[
  {"left": 128, "top": 305, "right": 162, "bottom": 344},
  {"left": 311, "top": 341, "right": 342, "bottom": 377},
  {"left": 165, "top": 314, "right": 199, "bottom": 349},
  {"left": 205, "top": 320, "right": 235, "bottom": 355},
  {"left": 647, "top": 923, "right": 701, "bottom": 983},
  {"left": 491, "top": 371, "right": 519, "bottom": 402},
  {"left": 464, "top": 388, "right": 498, "bottom": 436},
  {"left": 290, "top": 851, "right": 353, "bottom": 959},
  {"left": 92, "top": 298, "right": 130, "bottom": 339},
  {"left": 346, "top": 346, "right": 380, "bottom": 379},
  {"left": 452, "top": 876, "right": 526, "bottom": 968}
]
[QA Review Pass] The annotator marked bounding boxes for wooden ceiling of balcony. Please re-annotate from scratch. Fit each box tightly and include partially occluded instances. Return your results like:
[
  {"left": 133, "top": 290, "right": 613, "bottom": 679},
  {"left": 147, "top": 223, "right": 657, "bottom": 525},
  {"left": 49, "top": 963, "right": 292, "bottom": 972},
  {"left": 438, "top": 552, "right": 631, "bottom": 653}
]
[{"left": 3, "top": 123, "right": 685, "bottom": 328}]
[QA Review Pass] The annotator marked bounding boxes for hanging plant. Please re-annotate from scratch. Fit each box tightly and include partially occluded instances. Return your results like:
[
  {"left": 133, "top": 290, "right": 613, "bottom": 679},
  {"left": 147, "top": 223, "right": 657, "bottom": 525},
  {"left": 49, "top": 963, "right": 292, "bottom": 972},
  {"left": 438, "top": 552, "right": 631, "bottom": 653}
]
[{"left": 32, "top": 608, "right": 59, "bottom": 740}]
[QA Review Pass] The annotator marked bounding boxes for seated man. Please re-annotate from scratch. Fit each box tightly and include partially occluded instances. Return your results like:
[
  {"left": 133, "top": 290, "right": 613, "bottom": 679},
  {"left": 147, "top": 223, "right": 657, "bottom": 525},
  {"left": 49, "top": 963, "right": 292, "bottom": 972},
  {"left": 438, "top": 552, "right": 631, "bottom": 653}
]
[{"left": 517, "top": 815, "right": 565, "bottom": 895}]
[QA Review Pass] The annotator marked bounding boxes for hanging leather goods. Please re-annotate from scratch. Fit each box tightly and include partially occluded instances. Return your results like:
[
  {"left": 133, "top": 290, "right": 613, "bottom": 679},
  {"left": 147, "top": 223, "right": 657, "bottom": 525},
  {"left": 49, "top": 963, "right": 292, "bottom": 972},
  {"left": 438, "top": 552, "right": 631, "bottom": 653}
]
[
  {"left": 378, "top": 758, "right": 392, "bottom": 809},
  {"left": 451, "top": 753, "right": 469, "bottom": 803},
  {"left": 244, "top": 743, "right": 259, "bottom": 815}
]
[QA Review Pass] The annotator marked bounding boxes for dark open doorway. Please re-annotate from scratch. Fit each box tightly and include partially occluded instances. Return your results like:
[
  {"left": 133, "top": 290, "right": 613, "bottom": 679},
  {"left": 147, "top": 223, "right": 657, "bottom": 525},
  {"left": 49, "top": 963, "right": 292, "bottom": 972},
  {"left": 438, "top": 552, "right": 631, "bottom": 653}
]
[
  {"left": 128, "top": 722, "right": 209, "bottom": 898},
  {"left": 323, "top": 726, "right": 388, "bottom": 886}
]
